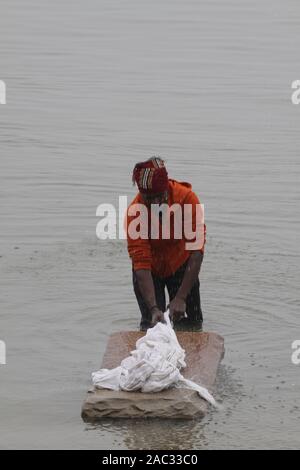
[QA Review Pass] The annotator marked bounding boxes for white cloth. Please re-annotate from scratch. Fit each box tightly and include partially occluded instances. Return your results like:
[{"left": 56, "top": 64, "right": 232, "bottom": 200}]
[{"left": 92, "top": 311, "right": 217, "bottom": 406}]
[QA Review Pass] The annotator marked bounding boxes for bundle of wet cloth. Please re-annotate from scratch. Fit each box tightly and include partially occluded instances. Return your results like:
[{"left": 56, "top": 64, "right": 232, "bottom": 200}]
[{"left": 92, "top": 311, "right": 217, "bottom": 406}]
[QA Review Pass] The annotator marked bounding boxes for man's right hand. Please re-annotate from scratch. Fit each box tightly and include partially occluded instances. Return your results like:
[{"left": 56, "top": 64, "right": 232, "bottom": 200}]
[{"left": 150, "top": 307, "right": 165, "bottom": 327}]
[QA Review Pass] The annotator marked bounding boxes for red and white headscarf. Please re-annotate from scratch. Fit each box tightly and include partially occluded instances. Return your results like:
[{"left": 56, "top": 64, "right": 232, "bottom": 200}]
[{"left": 132, "top": 157, "right": 169, "bottom": 194}]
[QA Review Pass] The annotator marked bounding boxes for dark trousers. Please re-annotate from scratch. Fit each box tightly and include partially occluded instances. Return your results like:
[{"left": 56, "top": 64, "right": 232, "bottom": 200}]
[{"left": 133, "top": 260, "right": 203, "bottom": 331}]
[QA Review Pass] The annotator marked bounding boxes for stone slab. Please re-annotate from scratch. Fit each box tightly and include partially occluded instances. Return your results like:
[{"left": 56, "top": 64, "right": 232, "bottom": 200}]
[{"left": 81, "top": 331, "right": 224, "bottom": 421}]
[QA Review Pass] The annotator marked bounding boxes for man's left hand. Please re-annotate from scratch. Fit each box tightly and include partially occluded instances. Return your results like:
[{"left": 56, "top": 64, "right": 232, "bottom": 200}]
[{"left": 169, "top": 297, "right": 186, "bottom": 322}]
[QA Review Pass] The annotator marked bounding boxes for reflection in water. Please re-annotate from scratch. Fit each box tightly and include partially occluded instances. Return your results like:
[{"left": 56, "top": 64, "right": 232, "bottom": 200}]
[
  {"left": 86, "top": 419, "right": 207, "bottom": 450},
  {"left": 123, "top": 419, "right": 206, "bottom": 451}
]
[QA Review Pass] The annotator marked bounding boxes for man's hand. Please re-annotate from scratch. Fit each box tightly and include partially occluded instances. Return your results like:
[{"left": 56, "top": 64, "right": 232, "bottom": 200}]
[
  {"left": 169, "top": 297, "right": 186, "bottom": 322},
  {"left": 150, "top": 306, "right": 165, "bottom": 327}
]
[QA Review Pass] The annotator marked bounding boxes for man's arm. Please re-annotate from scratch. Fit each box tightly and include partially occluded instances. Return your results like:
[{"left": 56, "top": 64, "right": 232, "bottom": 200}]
[
  {"left": 169, "top": 251, "right": 203, "bottom": 321},
  {"left": 135, "top": 269, "right": 164, "bottom": 325}
]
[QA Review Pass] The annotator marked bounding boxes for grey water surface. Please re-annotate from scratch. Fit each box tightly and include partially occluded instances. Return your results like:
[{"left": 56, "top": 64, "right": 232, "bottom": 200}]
[{"left": 0, "top": 0, "right": 299, "bottom": 449}]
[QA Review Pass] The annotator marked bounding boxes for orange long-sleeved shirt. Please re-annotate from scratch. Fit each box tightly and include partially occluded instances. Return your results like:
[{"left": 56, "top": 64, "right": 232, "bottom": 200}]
[{"left": 126, "top": 179, "right": 206, "bottom": 278}]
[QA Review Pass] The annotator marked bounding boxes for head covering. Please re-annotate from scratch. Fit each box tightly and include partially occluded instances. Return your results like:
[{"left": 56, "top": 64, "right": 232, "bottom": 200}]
[{"left": 132, "top": 157, "right": 169, "bottom": 194}]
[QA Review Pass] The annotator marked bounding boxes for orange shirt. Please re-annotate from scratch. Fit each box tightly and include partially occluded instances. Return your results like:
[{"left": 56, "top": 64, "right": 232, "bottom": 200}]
[{"left": 126, "top": 179, "right": 206, "bottom": 278}]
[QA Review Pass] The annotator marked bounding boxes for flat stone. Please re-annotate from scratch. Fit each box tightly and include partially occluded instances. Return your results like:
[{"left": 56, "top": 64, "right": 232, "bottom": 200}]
[{"left": 81, "top": 331, "right": 224, "bottom": 421}]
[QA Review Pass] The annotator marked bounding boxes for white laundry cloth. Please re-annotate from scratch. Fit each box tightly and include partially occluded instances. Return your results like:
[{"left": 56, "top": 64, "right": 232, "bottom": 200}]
[{"left": 92, "top": 311, "right": 217, "bottom": 407}]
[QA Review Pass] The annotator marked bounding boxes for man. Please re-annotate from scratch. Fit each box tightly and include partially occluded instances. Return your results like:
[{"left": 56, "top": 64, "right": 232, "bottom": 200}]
[{"left": 127, "top": 157, "right": 206, "bottom": 331}]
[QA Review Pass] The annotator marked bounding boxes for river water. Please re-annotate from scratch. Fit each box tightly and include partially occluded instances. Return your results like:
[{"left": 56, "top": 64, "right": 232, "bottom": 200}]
[{"left": 0, "top": 0, "right": 299, "bottom": 449}]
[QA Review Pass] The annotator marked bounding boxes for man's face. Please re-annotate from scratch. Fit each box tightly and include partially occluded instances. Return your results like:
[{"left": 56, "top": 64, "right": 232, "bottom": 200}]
[{"left": 141, "top": 191, "right": 168, "bottom": 207}]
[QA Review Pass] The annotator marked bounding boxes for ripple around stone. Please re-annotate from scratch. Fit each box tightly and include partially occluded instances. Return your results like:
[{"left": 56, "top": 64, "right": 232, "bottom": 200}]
[{"left": 81, "top": 331, "right": 224, "bottom": 420}]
